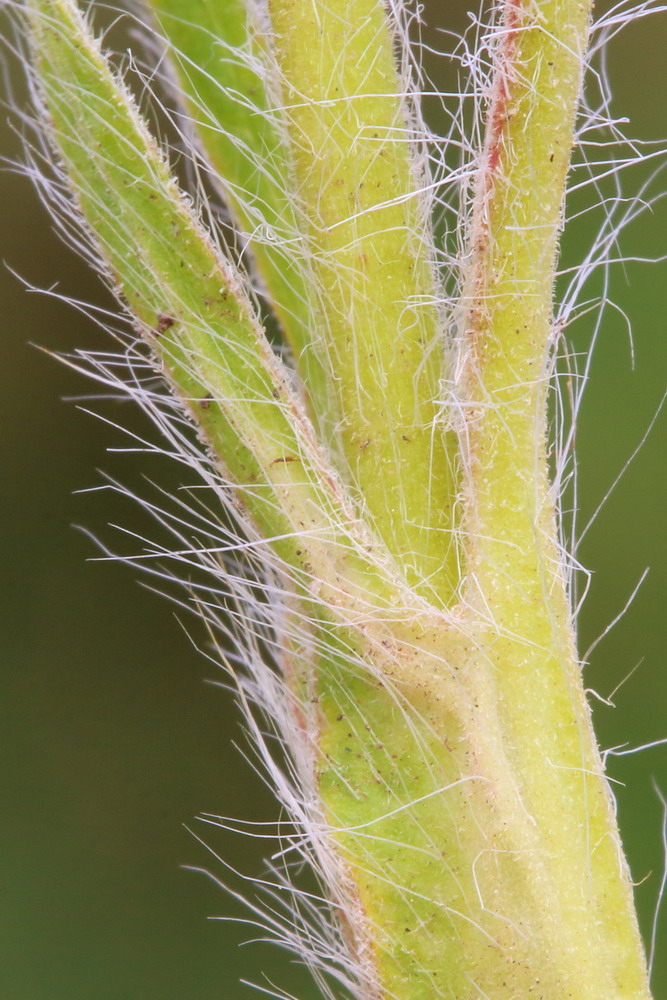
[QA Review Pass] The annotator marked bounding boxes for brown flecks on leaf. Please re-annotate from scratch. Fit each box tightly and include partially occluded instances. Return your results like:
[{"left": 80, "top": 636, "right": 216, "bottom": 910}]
[{"left": 155, "top": 313, "right": 175, "bottom": 335}]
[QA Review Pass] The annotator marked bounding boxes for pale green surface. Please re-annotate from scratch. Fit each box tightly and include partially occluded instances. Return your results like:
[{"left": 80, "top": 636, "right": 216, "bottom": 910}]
[
  {"left": 450, "top": 0, "right": 652, "bottom": 991},
  {"left": 305, "top": 0, "right": 652, "bottom": 993},
  {"left": 267, "top": 0, "right": 460, "bottom": 604},
  {"left": 26, "top": 0, "right": 414, "bottom": 622},
  {"left": 28, "top": 0, "right": 310, "bottom": 551},
  {"left": 145, "top": 0, "right": 328, "bottom": 410},
  {"left": 3, "top": 0, "right": 664, "bottom": 996}
]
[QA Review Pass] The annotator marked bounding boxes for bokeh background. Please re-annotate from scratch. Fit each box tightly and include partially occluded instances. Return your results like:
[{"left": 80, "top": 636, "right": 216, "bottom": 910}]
[{"left": 1, "top": 2, "right": 665, "bottom": 997}]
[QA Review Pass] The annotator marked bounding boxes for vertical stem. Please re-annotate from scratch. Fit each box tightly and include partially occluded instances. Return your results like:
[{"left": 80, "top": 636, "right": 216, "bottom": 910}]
[
  {"left": 462, "top": 0, "right": 589, "bottom": 581},
  {"left": 288, "top": 2, "right": 654, "bottom": 998},
  {"left": 267, "top": 0, "right": 460, "bottom": 604},
  {"left": 455, "top": 0, "right": 653, "bottom": 994}
]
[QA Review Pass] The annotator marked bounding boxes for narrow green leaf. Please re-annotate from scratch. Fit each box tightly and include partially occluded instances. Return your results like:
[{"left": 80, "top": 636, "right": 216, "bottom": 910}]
[
  {"left": 144, "top": 0, "right": 330, "bottom": 416},
  {"left": 24, "top": 0, "right": 410, "bottom": 615}
]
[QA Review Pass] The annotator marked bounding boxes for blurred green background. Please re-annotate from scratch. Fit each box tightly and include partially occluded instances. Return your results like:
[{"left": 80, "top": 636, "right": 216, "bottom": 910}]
[{"left": 1, "top": 2, "right": 665, "bottom": 997}]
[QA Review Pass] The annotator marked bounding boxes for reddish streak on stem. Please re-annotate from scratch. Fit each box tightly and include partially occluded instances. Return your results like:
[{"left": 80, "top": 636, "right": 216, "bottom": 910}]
[
  {"left": 484, "top": 0, "right": 523, "bottom": 180},
  {"left": 463, "top": 0, "right": 525, "bottom": 367}
]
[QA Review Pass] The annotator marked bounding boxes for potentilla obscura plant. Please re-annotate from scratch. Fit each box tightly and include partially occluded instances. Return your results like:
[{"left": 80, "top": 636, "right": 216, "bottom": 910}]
[{"left": 3, "top": 0, "right": 666, "bottom": 997}]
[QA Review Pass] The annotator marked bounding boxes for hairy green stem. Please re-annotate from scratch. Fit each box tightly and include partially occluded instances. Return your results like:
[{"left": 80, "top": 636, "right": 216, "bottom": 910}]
[
  {"left": 20, "top": 0, "right": 655, "bottom": 997},
  {"left": 303, "top": 0, "right": 653, "bottom": 995},
  {"left": 459, "top": 0, "right": 652, "bottom": 989},
  {"left": 25, "top": 0, "right": 422, "bottom": 623},
  {"left": 266, "top": 0, "right": 460, "bottom": 604},
  {"left": 145, "top": 0, "right": 330, "bottom": 414}
]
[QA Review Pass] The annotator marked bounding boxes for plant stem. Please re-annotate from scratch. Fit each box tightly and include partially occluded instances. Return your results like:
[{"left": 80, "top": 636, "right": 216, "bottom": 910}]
[
  {"left": 25, "top": 0, "right": 418, "bottom": 618},
  {"left": 267, "top": 0, "right": 460, "bottom": 604},
  {"left": 20, "top": 0, "right": 656, "bottom": 996},
  {"left": 301, "top": 0, "right": 654, "bottom": 995},
  {"left": 145, "top": 0, "right": 330, "bottom": 415}
]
